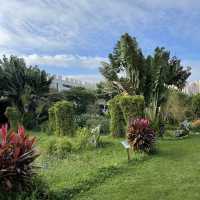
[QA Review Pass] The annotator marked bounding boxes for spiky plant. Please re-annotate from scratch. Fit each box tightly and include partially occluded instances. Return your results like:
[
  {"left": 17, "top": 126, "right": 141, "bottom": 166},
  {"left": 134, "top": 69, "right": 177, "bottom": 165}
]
[
  {"left": 127, "top": 118, "right": 156, "bottom": 153},
  {"left": 0, "top": 125, "right": 39, "bottom": 191}
]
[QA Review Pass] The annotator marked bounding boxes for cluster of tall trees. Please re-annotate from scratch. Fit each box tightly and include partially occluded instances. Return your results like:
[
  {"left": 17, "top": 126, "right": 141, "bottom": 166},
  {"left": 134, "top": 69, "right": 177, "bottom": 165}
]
[
  {"left": 0, "top": 56, "right": 99, "bottom": 129},
  {"left": 0, "top": 56, "right": 53, "bottom": 128},
  {"left": 0, "top": 33, "right": 192, "bottom": 129},
  {"left": 100, "top": 33, "right": 191, "bottom": 120}
]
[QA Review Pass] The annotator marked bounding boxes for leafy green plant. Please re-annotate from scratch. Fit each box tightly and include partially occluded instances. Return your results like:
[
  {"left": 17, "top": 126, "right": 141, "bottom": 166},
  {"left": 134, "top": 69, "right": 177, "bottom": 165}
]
[
  {"left": 5, "top": 107, "right": 21, "bottom": 131},
  {"left": 48, "top": 101, "right": 75, "bottom": 136},
  {"left": 119, "top": 95, "right": 144, "bottom": 121},
  {"left": 0, "top": 56, "right": 53, "bottom": 129},
  {"left": 76, "top": 128, "right": 93, "bottom": 150},
  {"left": 108, "top": 95, "right": 144, "bottom": 137},
  {"left": 46, "top": 137, "right": 72, "bottom": 158},
  {"left": 86, "top": 115, "right": 110, "bottom": 135},
  {"left": 127, "top": 118, "right": 156, "bottom": 153},
  {"left": 76, "top": 127, "right": 102, "bottom": 150},
  {"left": 0, "top": 125, "right": 39, "bottom": 191}
]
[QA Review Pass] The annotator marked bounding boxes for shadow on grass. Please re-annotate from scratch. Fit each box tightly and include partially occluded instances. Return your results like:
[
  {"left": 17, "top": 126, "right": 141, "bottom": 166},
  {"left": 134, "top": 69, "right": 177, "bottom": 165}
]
[
  {"left": 48, "top": 153, "right": 151, "bottom": 200},
  {"left": 48, "top": 165, "right": 123, "bottom": 200}
]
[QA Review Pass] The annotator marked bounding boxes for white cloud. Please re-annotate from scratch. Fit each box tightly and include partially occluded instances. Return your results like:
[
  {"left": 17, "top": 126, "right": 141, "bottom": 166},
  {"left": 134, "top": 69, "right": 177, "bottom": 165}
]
[
  {"left": 1, "top": 0, "right": 200, "bottom": 54},
  {"left": 22, "top": 54, "right": 107, "bottom": 69},
  {"left": 0, "top": 0, "right": 200, "bottom": 81}
]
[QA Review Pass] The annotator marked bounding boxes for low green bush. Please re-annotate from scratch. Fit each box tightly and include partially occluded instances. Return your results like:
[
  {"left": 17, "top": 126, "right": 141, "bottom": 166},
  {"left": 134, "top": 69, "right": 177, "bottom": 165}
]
[
  {"left": 5, "top": 106, "right": 21, "bottom": 131},
  {"left": 46, "top": 137, "right": 72, "bottom": 158},
  {"left": 75, "top": 128, "right": 93, "bottom": 150},
  {"left": 75, "top": 113, "right": 110, "bottom": 135},
  {"left": 86, "top": 115, "right": 110, "bottom": 135},
  {"left": 75, "top": 127, "right": 102, "bottom": 150}
]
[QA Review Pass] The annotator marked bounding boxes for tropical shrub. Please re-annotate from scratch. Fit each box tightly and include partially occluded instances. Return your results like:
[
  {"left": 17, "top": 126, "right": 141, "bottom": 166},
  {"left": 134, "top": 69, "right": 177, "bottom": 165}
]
[
  {"left": 5, "top": 107, "right": 21, "bottom": 131},
  {"left": 119, "top": 95, "right": 144, "bottom": 121},
  {"left": 46, "top": 137, "right": 72, "bottom": 158},
  {"left": 0, "top": 56, "right": 53, "bottom": 129},
  {"left": 76, "top": 127, "right": 101, "bottom": 150},
  {"left": 127, "top": 118, "right": 156, "bottom": 153},
  {"left": 108, "top": 95, "right": 144, "bottom": 137},
  {"left": 48, "top": 101, "right": 75, "bottom": 136},
  {"left": 86, "top": 115, "right": 110, "bottom": 135},
  {"left": 0, "top": 125, "right": 39, "bottom": 191}
]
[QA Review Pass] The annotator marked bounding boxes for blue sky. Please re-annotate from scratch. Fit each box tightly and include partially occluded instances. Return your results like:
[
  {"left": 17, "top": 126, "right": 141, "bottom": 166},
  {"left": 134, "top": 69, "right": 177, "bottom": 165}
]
[{"left": 0, "top": 0, "right": 200, "bottom": 82}]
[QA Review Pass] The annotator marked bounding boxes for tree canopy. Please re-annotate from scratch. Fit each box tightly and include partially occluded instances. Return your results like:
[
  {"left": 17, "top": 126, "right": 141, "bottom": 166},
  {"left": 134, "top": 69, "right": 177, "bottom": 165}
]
[
  {"left": 100, "top": 33, "right": 191, "bottom": 119},
  {"left": 0, "top": 55, "right": 53, "bottom": 128}
]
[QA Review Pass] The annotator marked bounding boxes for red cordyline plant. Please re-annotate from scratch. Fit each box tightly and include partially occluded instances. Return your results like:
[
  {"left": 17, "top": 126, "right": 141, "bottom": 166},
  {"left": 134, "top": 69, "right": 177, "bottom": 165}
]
[
  {"left": 127, "top": 118, "right": 156, "bottom": 153},
  {"left": 0, "top": 124, "right": 39, "bottom": 191}
]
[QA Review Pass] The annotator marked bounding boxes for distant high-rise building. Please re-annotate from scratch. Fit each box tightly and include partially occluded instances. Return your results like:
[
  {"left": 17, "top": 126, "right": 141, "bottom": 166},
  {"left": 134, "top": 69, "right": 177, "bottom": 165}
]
[
  {"left": 50, "top": 75, "right": 96, "bottom": 91},
  {"left": 183, "top": 81, "right": 200, "bottom": 95}
]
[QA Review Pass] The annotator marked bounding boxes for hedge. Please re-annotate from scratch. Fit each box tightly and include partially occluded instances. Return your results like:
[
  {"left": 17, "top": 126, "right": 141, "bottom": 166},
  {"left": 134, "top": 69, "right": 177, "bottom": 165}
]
[
  {"left": 48, "top": 101, "right": 75, "bottom": 136},
  {"left": 108, "top": 97, "right": 126, "bottom": 137},
  {"left": 108, "top": 95, "right": 144, "bottom": 137},
  {"left": 119, "top": 95, "right": 144, "bottom": 121}
]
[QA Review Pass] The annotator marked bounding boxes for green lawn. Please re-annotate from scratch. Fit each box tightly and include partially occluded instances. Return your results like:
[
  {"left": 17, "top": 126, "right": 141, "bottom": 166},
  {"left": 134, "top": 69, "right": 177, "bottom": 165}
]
[{"left": 31, "top": 133, "right": 200, "bottom": 200}]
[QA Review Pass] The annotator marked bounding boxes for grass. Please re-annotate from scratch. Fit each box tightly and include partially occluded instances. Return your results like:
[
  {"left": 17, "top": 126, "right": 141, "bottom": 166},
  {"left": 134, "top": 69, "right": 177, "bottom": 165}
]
[{"left": 6, "top": 132, "right": 200, "bottom": 199}]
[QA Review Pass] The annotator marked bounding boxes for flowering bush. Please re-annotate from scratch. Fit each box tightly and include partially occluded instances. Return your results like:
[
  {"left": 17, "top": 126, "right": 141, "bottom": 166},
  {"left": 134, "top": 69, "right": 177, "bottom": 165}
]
[
  {"left": 0, "top": 124, "right": 39, "bottom": 191},
  {"left": 127, "top": 118, "right": 156, "bottom": 153}
]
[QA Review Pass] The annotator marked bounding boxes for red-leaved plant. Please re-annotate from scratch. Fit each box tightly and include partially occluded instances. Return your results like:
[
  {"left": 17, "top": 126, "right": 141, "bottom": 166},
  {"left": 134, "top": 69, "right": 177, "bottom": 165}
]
[
  {"left": 127, "top": 118, "right": 156, "bottom": 153},
  {"left": 0, "top": 124, "right": 39, "bottom": 191}
]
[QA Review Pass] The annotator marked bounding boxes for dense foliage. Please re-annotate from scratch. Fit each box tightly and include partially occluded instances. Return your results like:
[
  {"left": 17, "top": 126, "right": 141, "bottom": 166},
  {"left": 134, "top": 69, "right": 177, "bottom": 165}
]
[
  {"left": 108, "top": 95, "right": 144, "bottom": 137},
  {"left": 46, "top": 137, "right": 72, "bottom": 158},
  {"left": 76, "top": 127, "right": 101, "bottom": 149},
  {"left": 100, "top": 33, "right": 191, "bottom": 120},
  {"left": 63, "top": 87, "right": 96, "bottom": 115},
  {"left": 48, "top": 101, "right": 75, "bottom": 136},
  {"left": 0, "top": 125, "right": 39, "bottom": 191},
  {"left": 5, "top": 107, "right": 21, "bottom": 131},
  {"left": 127, "top": 118, "right": 156, "bottom": 153},
  {"left": 0, "top": 55, "right": 53, "bottom": 128},
  {"left": 160, "top": 90, "right": 192, "bottom": 124}
]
